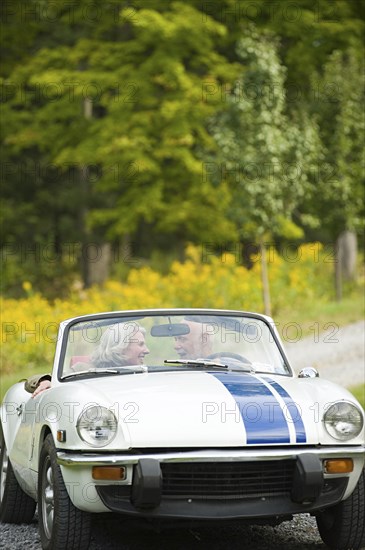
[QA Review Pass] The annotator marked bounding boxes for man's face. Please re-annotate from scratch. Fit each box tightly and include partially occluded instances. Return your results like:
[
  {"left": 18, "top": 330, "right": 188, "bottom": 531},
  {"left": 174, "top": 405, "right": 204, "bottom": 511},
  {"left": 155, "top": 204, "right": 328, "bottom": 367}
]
[
  {"left": 124, "top": 331, "right": 150, "bottom": 365},
  {"left": 174, "top": 322, "right": 205, "bottom": 359}
]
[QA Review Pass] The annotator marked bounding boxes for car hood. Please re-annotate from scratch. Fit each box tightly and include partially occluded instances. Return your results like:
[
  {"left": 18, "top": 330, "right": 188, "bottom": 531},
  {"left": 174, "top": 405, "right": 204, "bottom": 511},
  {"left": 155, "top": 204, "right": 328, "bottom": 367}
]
[{"left": 52, "top": 370, "right": 361, "bottom": 449}]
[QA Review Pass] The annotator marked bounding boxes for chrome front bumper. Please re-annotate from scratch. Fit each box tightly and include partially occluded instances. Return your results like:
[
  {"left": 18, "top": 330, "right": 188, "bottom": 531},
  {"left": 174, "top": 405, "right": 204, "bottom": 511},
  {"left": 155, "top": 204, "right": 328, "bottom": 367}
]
[{"left": 57, "top": 446, "right": 365, "bottom": 466}]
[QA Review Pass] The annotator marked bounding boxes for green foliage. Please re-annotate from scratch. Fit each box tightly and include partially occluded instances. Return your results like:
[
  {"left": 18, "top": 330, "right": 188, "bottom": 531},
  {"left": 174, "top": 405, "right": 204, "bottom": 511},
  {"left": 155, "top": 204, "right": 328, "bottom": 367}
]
[
  {"left": 0, "top": 0, "right": 364, "bottom": 295},
  {"left": 210, "top": 27, "right": 322, "bottom": 240},
  {"left": 305, "top": 48, "right": 365, "bottom": 238},
  {"left": 1, "top": 2, "right": 238, "bottom": 244}
]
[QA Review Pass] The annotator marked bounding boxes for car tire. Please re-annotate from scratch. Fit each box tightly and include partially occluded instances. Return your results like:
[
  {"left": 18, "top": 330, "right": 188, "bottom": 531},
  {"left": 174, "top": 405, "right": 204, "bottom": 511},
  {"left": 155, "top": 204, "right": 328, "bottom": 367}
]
[
  {"left": 38, "top": 434, "right": 91, "bottom": 550},
  {"left": 316, "top": 468, "right": 365, "bottom": 550},
  {"left": 0, "top": 424, "right": 36, "bottom": 523}
]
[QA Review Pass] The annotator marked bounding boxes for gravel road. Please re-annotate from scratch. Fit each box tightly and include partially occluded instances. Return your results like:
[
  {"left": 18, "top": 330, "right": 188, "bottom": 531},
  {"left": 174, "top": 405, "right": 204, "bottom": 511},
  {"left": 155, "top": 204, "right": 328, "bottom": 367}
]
[
  {"left": 1, "top": 321, "right": 364, "bottom": 549},
  {"left": 0, "top": 513, "right": 327, "bottom": 549},
  {"left": 285, "top": 319, "right": 365, "bottom": 389}
]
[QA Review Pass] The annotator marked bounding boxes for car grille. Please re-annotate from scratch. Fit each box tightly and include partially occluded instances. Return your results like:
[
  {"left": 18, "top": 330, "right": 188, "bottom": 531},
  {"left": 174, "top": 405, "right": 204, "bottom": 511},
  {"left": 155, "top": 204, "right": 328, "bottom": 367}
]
[{"left": 160, "top": 460, "right": 296, "bottom": 500}]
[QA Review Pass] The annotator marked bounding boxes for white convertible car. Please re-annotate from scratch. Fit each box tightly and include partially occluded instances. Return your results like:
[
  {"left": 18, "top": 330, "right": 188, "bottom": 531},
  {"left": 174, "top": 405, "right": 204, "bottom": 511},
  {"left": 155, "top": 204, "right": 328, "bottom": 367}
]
[{"left": 0, "top": 309, "right": 364, "bottom": 550}]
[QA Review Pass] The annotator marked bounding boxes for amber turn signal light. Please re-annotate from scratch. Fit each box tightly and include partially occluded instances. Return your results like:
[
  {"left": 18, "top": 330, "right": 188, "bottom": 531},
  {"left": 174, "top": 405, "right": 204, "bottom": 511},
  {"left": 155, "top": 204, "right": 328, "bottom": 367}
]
[
  {"left": 324, "top": 459, "right": 353, "bottom": 474},
  {"left": 92, "top": 466, "right": 126, "bottom": 480},
  {"left": 57, "top": 430, "right": 66, "bottom": 442}
]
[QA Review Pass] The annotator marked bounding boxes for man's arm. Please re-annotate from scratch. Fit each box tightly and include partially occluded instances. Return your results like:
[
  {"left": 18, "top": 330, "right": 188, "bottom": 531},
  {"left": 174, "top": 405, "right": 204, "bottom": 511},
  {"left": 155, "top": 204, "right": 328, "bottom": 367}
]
[{"left": 24, "top": 374, "right": 52, "bottom": 394}]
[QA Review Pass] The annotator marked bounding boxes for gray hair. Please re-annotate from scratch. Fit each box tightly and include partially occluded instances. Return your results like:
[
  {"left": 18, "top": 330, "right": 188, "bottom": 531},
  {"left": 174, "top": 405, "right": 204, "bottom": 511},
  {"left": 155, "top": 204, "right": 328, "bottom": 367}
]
[{"left": 92, "top": 322, "right": 146, "bottom": 369}]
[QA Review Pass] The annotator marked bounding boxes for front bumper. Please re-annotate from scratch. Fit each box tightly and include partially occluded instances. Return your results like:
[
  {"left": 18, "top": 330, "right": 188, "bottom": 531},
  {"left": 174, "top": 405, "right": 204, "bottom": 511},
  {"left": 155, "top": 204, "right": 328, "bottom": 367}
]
[
  {"left": 57, "top": 446, "right": 365, "bottom": 520},
  {"left": 57, "top": 446, "right": 365, "bottom": 466}
]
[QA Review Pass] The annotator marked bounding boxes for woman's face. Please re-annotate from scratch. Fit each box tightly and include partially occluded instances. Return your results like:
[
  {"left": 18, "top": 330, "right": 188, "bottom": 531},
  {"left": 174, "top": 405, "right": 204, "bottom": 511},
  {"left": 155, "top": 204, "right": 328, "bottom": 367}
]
[{"left": 124, "top": 330, "right": 150, "bottom": 365}]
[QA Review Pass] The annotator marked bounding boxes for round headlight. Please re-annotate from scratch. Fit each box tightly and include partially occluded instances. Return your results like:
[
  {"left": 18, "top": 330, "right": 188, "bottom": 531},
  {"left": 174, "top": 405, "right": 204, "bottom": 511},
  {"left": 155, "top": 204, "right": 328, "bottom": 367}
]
[
  {"left": 77, "top": 406, "right": 117, "bottom": 447},
  {"left": 323, "top": 401, "right": 364, "bottom": 441}
]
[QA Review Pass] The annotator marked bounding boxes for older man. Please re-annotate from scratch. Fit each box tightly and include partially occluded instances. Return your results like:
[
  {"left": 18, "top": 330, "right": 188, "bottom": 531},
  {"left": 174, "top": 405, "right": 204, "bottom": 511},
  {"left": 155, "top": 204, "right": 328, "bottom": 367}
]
[{"left": 173, "top": 320, "right": 213, "bottom": 360}]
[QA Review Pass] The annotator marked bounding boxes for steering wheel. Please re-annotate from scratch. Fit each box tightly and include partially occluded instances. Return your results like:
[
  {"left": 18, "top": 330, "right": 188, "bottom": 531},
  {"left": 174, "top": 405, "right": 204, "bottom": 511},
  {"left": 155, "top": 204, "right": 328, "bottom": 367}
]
[{"left": 206, "top": 352, "right": 251, "bottom": 364}]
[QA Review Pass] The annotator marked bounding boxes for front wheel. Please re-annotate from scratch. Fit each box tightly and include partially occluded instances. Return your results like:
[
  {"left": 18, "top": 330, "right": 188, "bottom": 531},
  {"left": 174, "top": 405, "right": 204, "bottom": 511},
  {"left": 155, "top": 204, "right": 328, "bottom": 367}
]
[
  {"left": 38, "top": 434, "right": 91, "bottom": 550},
  {"left": 0, "top": 424, "right": 36, "bottom": 523},
  {"left": 316, "top": 468, "right": 365, "bottom": 550}
]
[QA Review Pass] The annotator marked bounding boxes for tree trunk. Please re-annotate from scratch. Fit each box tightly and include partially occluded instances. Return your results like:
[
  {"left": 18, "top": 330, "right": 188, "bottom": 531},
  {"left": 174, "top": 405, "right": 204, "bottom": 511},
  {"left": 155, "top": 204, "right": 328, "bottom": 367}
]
[
  {"left": 259, "top": 238, "right": 271, "bottom": 316},
  {"left": 79, "top": 163, "right": 91, "bottom": 288},
  {"left": 334, "top": 237, "right": 342, "bottom": 302},
  {"left": 88, "top": 243, "right": 112, "bottom": 286},
  {"left": 334, "top": 230, "right": 357, "bottom": 301},
  {"left": 338, "top": 230, "right": 357, "bottom": 281},
  {"left": 79, "top": 99, "right": 93, "bottom": 287}
]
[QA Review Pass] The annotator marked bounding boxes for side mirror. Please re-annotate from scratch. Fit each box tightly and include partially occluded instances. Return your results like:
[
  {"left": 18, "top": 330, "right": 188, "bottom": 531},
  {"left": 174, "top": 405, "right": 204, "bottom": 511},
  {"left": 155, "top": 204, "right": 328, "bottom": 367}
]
[{"left": 298, "top": 367, "right": 319, "bottom": 379}]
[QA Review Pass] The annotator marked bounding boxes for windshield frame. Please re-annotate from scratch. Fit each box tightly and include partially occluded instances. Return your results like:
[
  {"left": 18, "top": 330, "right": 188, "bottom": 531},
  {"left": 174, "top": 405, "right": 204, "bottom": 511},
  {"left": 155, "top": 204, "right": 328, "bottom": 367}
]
[{"left": 56, "top": 308, "right": 293, "bottom": 382}]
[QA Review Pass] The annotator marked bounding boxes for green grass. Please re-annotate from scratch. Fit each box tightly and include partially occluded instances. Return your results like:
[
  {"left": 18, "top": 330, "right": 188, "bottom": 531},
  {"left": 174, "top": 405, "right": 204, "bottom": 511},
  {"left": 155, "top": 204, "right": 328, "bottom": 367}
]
[
  {"left": 275, "top": 290, "right": 364, "bottom": 340},
  {"left": 0, "top": 366, "right": 47, "bottom": 401},
  {"left": 0, "top": 367, "right": 52, "bottom": 402}
]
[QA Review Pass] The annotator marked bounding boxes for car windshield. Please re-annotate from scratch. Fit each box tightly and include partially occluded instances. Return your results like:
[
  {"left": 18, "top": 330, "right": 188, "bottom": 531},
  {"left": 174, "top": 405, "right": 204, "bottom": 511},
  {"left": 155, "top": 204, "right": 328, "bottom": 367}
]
[{"left": 60, "top": 313, "right": 290, "bottom": 379}]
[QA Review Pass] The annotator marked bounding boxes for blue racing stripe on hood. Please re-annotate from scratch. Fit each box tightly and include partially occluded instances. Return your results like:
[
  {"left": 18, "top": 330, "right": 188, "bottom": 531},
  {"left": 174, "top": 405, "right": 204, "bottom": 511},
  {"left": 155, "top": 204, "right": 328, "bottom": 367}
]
[
  {"left": 212, "top": 373, "right": 290, "bottom": 444},
  {"left": 263, "top": 378, "right": 307, "bottom": 443}
]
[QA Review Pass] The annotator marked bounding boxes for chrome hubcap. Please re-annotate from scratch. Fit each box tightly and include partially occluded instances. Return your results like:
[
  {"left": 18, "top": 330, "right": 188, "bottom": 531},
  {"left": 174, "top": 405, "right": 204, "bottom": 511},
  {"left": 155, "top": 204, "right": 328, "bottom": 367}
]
[{"left": 42, "top": 459, "right": 54, "bottom": 539}]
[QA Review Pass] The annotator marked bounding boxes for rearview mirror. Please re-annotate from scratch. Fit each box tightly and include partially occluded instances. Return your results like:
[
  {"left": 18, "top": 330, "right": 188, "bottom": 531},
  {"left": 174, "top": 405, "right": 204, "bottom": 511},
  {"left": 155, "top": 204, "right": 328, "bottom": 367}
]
[{"left": 151, "top": 323, "right": 190, "bottom": 337}]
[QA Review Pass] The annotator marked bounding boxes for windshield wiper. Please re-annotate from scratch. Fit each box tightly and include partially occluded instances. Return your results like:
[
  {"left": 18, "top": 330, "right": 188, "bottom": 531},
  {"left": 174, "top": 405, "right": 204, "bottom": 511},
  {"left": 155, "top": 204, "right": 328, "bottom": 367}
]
[
  {"left": 164, "top": 359, "right": 230, "bottom": 369},
  {"left": 164, "top": 359, "right": 255, "bottom": 372},
  {"left": 61, "top": 365, "right": 147, "bottom": 380}
]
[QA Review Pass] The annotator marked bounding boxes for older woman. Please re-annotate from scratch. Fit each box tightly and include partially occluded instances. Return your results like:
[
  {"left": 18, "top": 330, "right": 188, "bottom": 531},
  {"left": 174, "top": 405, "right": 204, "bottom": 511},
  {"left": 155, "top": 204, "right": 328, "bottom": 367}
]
[
  {"left": 26, "top": 321, "right": 150, "bottom": 397},
  {"left": 91, "top": 322, "right": 150, "bottom": 368}
]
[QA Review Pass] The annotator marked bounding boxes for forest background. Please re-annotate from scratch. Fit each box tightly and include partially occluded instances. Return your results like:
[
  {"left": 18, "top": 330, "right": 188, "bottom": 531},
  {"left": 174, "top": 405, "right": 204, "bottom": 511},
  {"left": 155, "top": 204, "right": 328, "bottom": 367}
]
[{"left": 0, "top": 0, "right": 364, "bottom": 393}]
